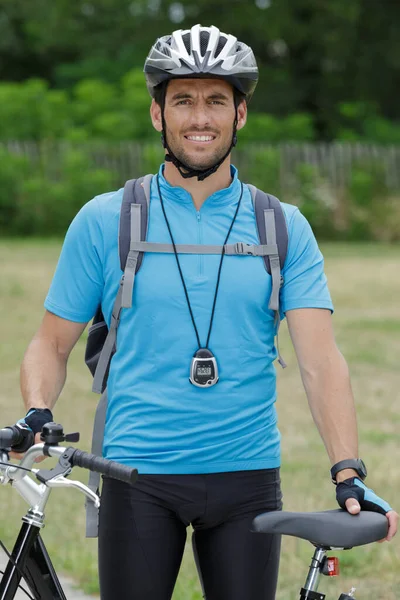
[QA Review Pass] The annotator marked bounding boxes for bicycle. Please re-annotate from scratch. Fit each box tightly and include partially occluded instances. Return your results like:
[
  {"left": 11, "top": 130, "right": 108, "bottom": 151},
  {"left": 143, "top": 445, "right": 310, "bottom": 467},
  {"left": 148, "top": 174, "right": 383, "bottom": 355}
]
[
  {"left": 0, "top": 421, "right": 138, "bottom": 600},
  {"left": 251, "top": 505, "right": 388, "bottom": 600},
  {"left": 0, "top": 421, "right": 389, "bottom": 600}
]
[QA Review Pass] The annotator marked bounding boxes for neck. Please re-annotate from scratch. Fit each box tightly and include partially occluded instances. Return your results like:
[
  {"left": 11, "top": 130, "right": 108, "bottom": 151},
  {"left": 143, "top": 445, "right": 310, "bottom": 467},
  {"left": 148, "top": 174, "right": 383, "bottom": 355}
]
[{"left": 162, "top": 156, "right": 233, "bottom": 210}]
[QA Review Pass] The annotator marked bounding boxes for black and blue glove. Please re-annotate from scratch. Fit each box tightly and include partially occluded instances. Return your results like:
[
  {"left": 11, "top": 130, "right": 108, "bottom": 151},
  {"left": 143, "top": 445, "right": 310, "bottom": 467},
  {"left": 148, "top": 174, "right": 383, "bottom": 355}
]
[
  {"left": 19, "top": 408, "right": 53, "bottom": 437},
  {"left": 336, "top": 477, "right": 392, "bottom": 515}
]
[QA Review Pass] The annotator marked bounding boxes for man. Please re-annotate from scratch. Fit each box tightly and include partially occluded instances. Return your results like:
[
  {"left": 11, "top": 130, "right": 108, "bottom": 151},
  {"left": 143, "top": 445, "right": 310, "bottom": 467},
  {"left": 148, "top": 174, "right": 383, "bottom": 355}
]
[{"left": 19, "top": 25, "right": 397, "bottom": 600}]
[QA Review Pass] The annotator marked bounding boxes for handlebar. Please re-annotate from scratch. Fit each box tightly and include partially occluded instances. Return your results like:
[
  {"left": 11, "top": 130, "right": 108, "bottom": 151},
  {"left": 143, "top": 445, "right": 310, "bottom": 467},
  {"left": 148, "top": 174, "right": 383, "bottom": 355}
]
[
  {"left": 0, "top": 421, "right": 138, "bottom": 488},
  {"left": 68, "top": 449, "right": 137, "bottom": 485}
]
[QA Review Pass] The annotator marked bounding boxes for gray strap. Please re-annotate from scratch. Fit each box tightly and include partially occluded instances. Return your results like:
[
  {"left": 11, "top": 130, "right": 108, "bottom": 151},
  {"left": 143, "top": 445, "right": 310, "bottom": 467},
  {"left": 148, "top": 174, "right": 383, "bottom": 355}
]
[
  {"left": 121, "top": 203, "right": 141, "bottom": 309},
  {"left": 92, "top": 280, "right": 123, "bottom": 394},
  {"left": 142, "top": 173, "right": 153, "bottom": 208},
  {"left": 264, "top": 210, "right": 281, "bottom": 312},
  {"left": 247, "top": 183, "right": 257, "bottom": 205},
  {"left": 274, "top": 314, "right": 287, "bottom": 369},
  {"left": 128, "top": 241, "right": 278, "bottom": 257},
  {"left": 264, "top": 209, "right": 287, "bottom": 369},
  {"left": 85, "top": 389, "right": 108, "bottom": 538}
]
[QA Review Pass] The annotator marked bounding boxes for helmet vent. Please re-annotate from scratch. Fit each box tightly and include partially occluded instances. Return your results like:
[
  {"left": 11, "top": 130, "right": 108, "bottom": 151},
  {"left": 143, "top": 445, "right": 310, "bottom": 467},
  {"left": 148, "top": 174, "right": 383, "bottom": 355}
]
[
  {"left": 199, "top": 31, "right": 210, "bottom": 55},
  {"left": 182, "top": 32, "right": 191, "bottom": 54},
  {"left": 156, "top": 39, "right": 171, "bottom": 57},
  {"left": 214, "top": 36, "right": 227, "bottom": 58}
]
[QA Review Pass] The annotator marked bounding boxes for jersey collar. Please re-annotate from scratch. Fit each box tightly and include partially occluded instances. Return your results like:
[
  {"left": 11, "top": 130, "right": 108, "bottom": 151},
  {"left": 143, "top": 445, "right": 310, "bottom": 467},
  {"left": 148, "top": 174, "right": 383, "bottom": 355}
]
[{"left": 155, "top": 164, "right": 241, "bottom": 208}]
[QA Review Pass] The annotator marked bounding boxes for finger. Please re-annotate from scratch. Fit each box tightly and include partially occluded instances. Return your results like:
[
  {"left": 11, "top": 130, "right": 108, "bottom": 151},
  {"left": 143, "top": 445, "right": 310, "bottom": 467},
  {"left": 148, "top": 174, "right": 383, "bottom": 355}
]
[
  {"left": 9, "top": 451, "right": 24, "bottom": 460},
  {"left": 33, "top": 432, "right": 47, "bottom": 462},
  {"left": 345, "top": 499, "right": 361, "bottom": 514},
  {"left": 385, "top": 511, "right": 398, "bottom": 542}
]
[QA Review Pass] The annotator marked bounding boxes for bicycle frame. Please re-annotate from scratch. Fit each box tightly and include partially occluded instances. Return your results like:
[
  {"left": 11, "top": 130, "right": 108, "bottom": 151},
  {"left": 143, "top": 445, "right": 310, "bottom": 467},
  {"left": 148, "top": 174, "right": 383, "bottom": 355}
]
[
  {"left": 0, "top": 423, "right": 138, "bottom": 600},
  {"left": 0, "top": 520, "right": 66, "bottom": 600},
  {"left": 0, "top": 442, "right": 101, "bottom": 600},
  {"left": 0, "top": 446, "right": 70, "bottom": 600},
  {"left": 298, "top": 546, "right": 329, "bottom": 600}
]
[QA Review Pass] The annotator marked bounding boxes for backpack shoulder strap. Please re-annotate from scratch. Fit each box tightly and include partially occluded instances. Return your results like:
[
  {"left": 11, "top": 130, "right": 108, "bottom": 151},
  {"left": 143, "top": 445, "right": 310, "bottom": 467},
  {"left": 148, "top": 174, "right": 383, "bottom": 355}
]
[
  {"left": 248, "top": 184, "right": 288, "bottom": 369},
  {"left": 91, "top": 174, "right": 153, "bottom": 392},
  {"left": 87, "top": 175, "right": 153, "bottom": 536},
  {"left": 119, "top": 174, "right": 153, "bottom": 309},
  {"left": 247, "top": 184, "right": 288, "bottom": 273},
  {"left": 86, "top": 389, "right": 108, "bottom": 537}
]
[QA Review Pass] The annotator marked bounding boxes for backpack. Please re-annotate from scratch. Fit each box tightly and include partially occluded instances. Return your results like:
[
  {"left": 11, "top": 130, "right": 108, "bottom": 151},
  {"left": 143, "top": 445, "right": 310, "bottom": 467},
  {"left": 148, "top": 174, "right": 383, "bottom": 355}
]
[{"left": 84, "top": 174, "right": 289, "bottom": 537}]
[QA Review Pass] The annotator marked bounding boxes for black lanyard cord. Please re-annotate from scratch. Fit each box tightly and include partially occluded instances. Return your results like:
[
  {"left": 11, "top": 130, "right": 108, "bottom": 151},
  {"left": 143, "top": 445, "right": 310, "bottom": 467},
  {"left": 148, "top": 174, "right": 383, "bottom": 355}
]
[{"left": 157, "top": 175, "right": 243, "bottom": 350}]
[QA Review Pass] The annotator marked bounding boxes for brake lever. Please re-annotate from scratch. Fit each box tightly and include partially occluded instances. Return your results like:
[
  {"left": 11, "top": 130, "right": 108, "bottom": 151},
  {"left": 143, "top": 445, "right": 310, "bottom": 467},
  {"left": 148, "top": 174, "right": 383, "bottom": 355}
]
[
  {"left": 45, "top": 474, "right": 100, "bottom": 508},
  {"left": 36, "top": 447, "right": 75, "bottom": 483}
]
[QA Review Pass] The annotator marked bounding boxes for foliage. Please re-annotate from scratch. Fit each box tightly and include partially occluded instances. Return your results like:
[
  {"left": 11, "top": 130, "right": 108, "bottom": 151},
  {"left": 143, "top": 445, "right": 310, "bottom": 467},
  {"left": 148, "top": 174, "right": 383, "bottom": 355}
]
[
  {"left": 1, "top": 74, "right": 400, "bottom": 144},
  {"left": 294, "top": 163, "right": 338, "bottom": 240},
  {"left": 347, "top": 161, "right": 394, "bottom": 241},
  {"left": 0, "top": 143, "right": 399, "bottom": 241},
  {"left": 337, "top": 102, "right": 400, "bottom": 143},
  {"left": 1, "top": 0, "right": 400, "bottom": 141},
  {"left": 239, "top": 146, "right": 282, "bottom": 195},
  {"left": 239, "top": 113, "right": 314, "bottom": 143},
  {"left": 0, "top": 146, "right": 114, "bottom": 236}
]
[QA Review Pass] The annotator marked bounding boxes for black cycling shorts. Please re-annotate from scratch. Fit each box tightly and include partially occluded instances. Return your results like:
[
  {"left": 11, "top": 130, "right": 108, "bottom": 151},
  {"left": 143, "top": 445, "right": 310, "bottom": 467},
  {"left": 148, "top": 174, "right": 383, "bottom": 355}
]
[{"left": 98, "top": 468, "right": 282, "bottom": 600}]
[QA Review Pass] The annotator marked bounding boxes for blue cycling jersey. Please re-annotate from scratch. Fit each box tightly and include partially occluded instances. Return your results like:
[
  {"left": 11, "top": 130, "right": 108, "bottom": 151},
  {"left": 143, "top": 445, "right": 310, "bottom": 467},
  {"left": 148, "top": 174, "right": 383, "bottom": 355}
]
[{"left": 44, "top": 165, "right": 333, "bottom": 474}]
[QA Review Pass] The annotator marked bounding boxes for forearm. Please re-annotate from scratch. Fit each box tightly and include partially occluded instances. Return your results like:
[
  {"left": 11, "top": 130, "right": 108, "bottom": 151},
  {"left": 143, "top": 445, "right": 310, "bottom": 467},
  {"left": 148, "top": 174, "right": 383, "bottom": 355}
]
[
  {"left": 20, "top": 335, "right": 68, "bottom": 412},
  {"left": 300, "top": 348, "right": 359, "bottom": 469}
]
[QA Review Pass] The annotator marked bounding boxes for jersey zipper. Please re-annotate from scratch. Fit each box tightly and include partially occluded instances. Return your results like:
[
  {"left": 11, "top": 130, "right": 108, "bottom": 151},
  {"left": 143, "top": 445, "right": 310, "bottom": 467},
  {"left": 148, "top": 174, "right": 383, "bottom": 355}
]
[{"left": 197, "top": 211, "right": 203, "bottom": 276}]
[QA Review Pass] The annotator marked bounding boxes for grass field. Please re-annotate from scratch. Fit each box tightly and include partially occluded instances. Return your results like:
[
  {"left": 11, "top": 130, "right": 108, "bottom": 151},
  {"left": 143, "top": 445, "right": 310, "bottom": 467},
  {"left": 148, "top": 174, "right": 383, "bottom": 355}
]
[{"left": 0, "top": 239, "right": 399, "bottom": 599}]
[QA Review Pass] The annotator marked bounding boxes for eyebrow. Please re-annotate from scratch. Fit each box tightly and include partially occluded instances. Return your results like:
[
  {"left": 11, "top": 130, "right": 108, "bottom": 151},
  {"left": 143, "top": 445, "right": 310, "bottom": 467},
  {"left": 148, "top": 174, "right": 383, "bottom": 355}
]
[{"left": 170, "top": 91, "right": 231, "bottom": 101}]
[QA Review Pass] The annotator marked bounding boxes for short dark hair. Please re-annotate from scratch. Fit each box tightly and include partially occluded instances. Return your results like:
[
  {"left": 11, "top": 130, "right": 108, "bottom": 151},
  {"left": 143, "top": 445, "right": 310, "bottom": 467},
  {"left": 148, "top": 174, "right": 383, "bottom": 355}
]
[
  {"left": 153, "top": 81, "right": 246, "bottom": 108},
  {"left": 153, "top": 82, "right": 166, "bottom": 107}
]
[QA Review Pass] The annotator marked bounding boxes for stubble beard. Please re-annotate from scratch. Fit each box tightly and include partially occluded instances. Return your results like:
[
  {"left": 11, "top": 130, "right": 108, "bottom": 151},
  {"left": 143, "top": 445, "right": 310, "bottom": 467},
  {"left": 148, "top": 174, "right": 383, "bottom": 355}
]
[{"left": 165, "top": 127, "right": 233, "bottom": 172}]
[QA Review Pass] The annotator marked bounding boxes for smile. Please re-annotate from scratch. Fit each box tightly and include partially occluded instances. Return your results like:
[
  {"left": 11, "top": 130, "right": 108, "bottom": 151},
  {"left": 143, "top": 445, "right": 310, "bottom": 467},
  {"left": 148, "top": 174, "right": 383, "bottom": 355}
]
[{"left": 184, "top": 135, "right": 216, "bottom": 143}]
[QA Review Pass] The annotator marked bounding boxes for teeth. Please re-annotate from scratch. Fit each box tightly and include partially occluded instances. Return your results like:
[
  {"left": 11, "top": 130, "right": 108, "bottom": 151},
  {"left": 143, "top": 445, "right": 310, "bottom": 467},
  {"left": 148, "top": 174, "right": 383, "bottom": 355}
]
[{"left": 187, "top": 135, "right": 214, "bottom": 141}]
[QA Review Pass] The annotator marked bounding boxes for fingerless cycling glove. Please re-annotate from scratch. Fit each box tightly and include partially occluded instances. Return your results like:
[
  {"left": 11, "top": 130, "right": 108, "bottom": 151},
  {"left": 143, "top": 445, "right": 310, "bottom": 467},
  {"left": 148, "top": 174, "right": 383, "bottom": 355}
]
[
  {"left": 20, "top": 408, "right": 54, "bottom": 436},
  {"left": 336, "top": 477, "right": 392, "bottom": 515}
]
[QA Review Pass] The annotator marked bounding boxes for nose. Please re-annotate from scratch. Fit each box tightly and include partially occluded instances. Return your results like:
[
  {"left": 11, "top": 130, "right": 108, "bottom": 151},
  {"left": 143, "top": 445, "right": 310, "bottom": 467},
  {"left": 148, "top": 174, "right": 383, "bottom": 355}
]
[{"left": 190, "top": 101, "right": 211, "bottom": 129}]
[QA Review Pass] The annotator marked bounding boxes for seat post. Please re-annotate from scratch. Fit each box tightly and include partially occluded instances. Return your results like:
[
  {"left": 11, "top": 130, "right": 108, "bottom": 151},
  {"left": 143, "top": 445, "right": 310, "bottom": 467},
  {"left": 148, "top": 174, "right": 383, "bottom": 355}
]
[{"left": 299, "top": 547, "right": 327, "bottom": 600}]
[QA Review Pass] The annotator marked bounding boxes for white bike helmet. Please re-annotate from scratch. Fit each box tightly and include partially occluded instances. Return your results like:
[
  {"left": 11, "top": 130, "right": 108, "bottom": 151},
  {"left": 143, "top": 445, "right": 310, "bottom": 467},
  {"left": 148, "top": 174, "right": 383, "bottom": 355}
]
[
  {"left": 144, "top": 24, "right": 258, "bottom": 102},
  {"left": 144, "top": 25, "right": 258, "bottom": 181}
]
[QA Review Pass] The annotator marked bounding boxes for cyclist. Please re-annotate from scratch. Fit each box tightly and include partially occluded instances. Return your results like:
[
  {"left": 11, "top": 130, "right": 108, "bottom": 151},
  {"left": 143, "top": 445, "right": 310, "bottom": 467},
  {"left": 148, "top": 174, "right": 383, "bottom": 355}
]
[{"left": 17, "top": 24, "right": 397, "bottom": 600}]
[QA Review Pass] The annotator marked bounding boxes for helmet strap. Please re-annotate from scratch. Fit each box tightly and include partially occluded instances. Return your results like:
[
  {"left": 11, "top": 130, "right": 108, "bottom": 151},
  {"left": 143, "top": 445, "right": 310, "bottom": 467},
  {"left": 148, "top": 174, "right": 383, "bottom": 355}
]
[{"left": 159, "top": 83, "right": 238, "bottom": 182}]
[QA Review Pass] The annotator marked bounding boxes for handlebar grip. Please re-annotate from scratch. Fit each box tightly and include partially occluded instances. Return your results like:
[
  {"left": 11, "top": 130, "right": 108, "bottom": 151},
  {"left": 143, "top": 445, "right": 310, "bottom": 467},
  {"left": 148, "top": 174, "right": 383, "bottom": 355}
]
[
  {"left": 69, "top": 449, "right": 138, "bottom": 485},
  {"left": 0, "top": 427, "right": 17, "bottom": 448},
  {"left": 0, "top": 424, "right": 34, "bottom": 452}
]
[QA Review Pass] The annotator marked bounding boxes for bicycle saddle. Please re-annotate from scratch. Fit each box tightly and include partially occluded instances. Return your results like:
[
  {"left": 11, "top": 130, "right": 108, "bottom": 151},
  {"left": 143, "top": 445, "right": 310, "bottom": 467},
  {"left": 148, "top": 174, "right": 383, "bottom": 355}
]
[{"left": 252, "top": 509, "right": 388, "bottom": 549}]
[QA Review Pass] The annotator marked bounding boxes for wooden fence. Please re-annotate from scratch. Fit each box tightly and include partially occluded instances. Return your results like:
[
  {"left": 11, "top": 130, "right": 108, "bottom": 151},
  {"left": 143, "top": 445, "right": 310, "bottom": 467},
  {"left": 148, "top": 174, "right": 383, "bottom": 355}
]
[{"left": 2, "top": 140, "right": 400, "bottom": 192}]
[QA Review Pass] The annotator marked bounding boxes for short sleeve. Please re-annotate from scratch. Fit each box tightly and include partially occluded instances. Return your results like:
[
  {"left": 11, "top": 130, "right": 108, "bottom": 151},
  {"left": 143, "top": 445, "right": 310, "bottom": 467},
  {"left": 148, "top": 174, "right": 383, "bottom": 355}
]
[
  {"left": 44, "top": 198, "right": 104, "bottom": 322},
  {"left": 280, "top": 207, "right": 333, "bottom": 317}
]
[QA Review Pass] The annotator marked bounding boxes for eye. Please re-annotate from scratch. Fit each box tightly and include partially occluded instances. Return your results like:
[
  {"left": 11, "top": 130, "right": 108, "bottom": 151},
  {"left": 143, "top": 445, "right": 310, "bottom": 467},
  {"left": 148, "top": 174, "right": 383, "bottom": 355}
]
[{"left": 176, "top": 99, "right": 191, "bottom": 105}]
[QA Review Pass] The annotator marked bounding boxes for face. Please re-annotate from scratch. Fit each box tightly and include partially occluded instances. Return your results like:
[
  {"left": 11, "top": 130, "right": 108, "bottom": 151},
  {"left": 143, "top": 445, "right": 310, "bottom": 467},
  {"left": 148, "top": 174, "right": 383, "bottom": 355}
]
[{"left": 150, "top": 78, "right": 247, "bottom": 171}]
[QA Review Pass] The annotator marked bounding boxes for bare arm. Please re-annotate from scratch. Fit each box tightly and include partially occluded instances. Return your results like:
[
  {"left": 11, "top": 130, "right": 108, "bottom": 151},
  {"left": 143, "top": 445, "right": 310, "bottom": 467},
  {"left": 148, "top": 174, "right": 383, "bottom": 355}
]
[
  {"left": 21, "top": 310, "right": 88, "bottom": 412},
  {"left": 286, "top": 308, "right": 359, "bottom": 483},
  {"left": 286, "top": 307, "right": 398, "bottom": 539}
]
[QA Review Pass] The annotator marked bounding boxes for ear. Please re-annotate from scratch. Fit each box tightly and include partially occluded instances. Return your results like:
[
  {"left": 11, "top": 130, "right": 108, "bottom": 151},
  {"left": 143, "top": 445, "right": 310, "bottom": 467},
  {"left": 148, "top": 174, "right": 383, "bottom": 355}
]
[
  {"left": 236, "top": 99, "right": 247, "bottom": 131},
  {"left": 150, "top": 99, "right": 163, "bottom": 132}
]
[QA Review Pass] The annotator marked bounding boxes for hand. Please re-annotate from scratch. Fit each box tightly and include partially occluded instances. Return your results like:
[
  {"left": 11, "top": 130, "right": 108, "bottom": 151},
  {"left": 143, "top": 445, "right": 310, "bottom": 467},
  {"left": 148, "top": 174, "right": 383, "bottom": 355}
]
[
  {"left": 336, "top": 477, "right": 398, "bottom": 542},
  {"left": 10, "top": 432, "right": 46, "bottom": 463}
]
